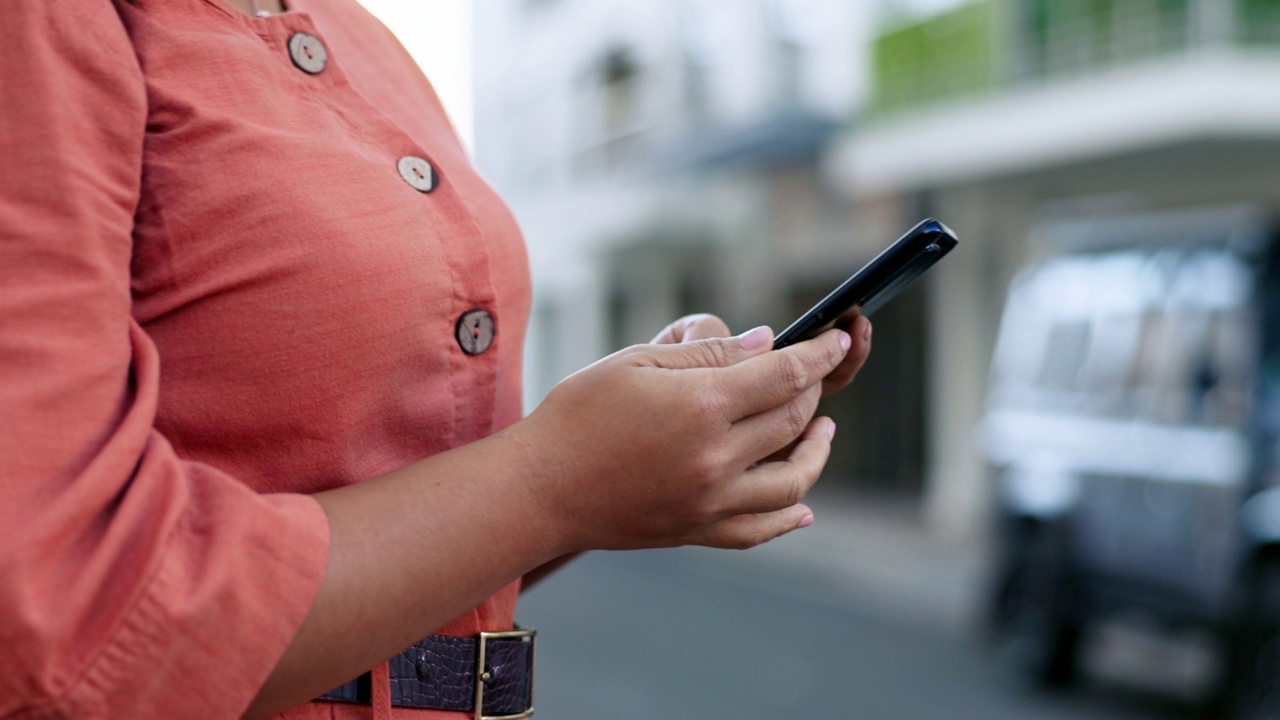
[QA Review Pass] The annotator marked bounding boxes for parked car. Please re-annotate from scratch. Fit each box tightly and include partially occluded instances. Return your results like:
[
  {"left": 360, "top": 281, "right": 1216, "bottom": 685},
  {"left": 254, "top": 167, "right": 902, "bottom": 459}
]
[{"left": 983, "top": 206, "right": 1280, "bottom": 719}]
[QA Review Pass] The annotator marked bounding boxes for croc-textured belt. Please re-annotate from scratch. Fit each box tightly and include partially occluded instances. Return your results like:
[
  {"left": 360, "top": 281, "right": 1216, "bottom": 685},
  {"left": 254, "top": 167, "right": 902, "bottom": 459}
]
[{"left": 316, "top": 629, "right": 536, "bottom": 719}]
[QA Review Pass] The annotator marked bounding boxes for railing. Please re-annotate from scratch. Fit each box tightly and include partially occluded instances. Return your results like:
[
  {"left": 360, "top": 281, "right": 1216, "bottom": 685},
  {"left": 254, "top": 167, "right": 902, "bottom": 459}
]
[
  {"left": 1016, "top": 0, "right": 1190, "bottom": 80},
  {"left": 870, "top": 0, "right": 1280, "bottom": 116}
]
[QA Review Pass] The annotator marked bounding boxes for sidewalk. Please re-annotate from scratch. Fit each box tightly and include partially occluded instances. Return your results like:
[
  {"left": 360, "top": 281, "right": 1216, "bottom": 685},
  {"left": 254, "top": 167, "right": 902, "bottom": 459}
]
[
  {"left": 728, "top": 485, "right": 992, "bottom": 638},
  {"left": 730, "top": 487, "right": 1218, "bottom": 702}
]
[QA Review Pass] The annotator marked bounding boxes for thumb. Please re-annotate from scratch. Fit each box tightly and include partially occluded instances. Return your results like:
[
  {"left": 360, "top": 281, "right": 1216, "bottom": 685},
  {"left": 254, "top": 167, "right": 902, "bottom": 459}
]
[{"left": 645, "top": 325, "right": 773, "bottom": 370}]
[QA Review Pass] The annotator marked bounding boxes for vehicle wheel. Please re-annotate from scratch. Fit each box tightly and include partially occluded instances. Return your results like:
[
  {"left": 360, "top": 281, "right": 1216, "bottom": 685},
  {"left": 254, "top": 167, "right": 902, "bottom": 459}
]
[
  {"left": 989, "top": 529, "right": 1082, "bottom": 689},
  {"left": 1221, "top": 559, "right": 1280, "bottom": 720}
]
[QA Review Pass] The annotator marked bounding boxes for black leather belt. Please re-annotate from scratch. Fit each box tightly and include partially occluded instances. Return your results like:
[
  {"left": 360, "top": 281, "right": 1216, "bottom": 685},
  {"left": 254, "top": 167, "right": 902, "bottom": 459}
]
[{"left": 316, "top": 629, "right": 536, "bottom": 719}]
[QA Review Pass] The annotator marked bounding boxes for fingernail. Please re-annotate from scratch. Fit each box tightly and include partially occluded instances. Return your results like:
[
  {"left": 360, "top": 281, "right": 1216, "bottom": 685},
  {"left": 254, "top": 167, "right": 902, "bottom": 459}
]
[
  {"left": 796, "top": 513, "right": 814, "bottom": 530},
  {"left": 863, "top": 320, "right": 873, "bottom": 343},
  {"left": 838, "top": 331, "right": 851, "bottom": 353},
  {"left": 738, "top": 326, "right": 772, "bottom": 351},
  {"left": 826, "top": 420, "right": 836, "bottom": 440}
]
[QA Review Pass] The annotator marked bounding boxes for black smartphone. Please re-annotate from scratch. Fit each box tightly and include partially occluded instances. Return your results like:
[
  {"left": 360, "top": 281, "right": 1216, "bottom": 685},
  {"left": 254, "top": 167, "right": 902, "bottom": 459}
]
[{"left": 772, "top": 219, "right": 958, "bottom": 350}]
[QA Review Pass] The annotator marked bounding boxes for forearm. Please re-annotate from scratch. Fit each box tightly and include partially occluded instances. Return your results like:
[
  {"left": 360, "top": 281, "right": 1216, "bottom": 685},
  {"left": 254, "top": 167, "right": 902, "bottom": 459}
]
[
  {"left": 244, "top": 326, "right": 863, "bottom": 718},
  {"left": 244, "top": 426, "right": 566, "bottom": 719}
]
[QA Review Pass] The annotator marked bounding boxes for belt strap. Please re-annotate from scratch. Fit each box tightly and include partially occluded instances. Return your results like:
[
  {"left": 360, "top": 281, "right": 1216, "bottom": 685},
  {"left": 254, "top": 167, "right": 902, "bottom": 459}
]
[{"left": 316, "top": 631, "right": 535, "bottom": 718}]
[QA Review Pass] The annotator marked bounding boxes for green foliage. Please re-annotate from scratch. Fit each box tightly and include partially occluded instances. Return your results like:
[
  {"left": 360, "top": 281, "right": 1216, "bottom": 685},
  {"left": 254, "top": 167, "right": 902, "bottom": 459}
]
[
  {"left": 870, "top": 0, "right": 1280, "bottom": 115},
  {"left": 1240, "top": 0, "right": 1280, "bottom": 44},
  {"left": 871, "top": 1, "right": 998, "bottom": 114}
]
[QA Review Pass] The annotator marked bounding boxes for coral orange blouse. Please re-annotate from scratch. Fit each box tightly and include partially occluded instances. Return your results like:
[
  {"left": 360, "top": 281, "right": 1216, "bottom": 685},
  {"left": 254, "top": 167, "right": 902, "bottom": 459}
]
[{"left": 0, "top": 1, "right": 530, "bottom": 718}]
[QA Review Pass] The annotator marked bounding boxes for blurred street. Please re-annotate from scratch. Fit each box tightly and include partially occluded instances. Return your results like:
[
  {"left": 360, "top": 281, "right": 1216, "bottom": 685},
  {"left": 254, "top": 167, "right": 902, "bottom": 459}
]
[{"left": 518, "top": 489, "right": 1210, "bottom": 720}]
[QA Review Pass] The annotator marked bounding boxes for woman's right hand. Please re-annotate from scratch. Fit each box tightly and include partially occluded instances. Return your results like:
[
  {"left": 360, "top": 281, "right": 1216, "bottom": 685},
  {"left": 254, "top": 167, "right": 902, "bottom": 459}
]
[
  {"left": 248, "top": 325, "right": 855, "bottom": 716},
  {"left": 512, "top": 325, "right": 853, "bottom": 553}
]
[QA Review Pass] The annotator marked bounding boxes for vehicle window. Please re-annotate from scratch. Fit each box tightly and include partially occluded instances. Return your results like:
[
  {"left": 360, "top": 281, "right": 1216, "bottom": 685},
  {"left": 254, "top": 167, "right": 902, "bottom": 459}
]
[
  {"left": 1130, "top": 309, "right": 1195, "bottom": 424},
  {"left": 1037, "top": 320, "right": 1091, "bottom": 391},
  {"left": 994, "top": 247, "right": 1255, "bottom": 429},
  {"left": 1075, "top": 313, "right": 1141, "bottom": 414},
  {"left": 1195, "top": 307, "right": 1254, "bottom": 428},
  {"left": 1127, "top": 252, "right": 1254, "bottom": 428}
]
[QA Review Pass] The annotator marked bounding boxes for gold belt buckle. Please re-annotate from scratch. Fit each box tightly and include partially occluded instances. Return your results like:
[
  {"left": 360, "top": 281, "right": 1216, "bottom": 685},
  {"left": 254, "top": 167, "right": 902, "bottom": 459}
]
[{"left": 474, "top": 628, "right": 536, "bottom": 720}]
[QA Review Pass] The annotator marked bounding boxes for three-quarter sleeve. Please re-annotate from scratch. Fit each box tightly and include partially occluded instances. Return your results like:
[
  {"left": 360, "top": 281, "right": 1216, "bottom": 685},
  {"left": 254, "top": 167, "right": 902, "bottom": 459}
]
[{"left": 0, "top": 3, "right": 330, "bottom": 718}]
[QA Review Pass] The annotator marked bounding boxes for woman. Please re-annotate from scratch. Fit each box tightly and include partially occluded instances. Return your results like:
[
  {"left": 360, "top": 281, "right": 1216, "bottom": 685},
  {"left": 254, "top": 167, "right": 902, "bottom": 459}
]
[{"left": 0, "top": 0, "right": 872, "bottom": 718}]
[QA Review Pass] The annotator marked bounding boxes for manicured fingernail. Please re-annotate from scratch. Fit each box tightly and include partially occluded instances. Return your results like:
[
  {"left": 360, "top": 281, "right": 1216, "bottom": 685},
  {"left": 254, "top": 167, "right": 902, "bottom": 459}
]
[
  {"left": 826, "top": 420, "right": 836, "bottom": 440},
  {"left": 863, "top": 320, "right": 873, "bottom": 343},
  {"left": 739, "top": 326, "right": 772, "bottom": 350},
  {"left": 838, "top": 331, "right": 851, "bottom": 353},
  {"left": 796, "top": 513, "right": 814, "bottom": 530}
]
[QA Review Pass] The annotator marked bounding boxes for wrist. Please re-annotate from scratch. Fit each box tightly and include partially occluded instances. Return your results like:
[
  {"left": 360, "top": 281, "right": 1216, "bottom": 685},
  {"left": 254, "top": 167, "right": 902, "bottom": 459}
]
[{"left": 487, "top": 417, "right": 584, "bottom": 558}]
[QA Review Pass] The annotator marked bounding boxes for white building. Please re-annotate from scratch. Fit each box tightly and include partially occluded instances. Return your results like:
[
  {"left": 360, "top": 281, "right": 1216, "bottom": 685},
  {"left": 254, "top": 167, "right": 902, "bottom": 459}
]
[
  {"left": 473, "top": 0, "right": 934, "bottom": 501},
  {"left": 473, "top": 0, "right": 1280, "bottom": 539},
  {"left": 829, "top": 0, "right": 1280, "bottom": 536}
]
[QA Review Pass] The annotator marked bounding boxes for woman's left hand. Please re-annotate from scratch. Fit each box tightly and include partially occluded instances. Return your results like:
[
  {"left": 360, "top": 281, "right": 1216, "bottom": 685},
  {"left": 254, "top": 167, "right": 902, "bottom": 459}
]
[{"left": 652, "top": 312, "right": 872, "bottom": 397}]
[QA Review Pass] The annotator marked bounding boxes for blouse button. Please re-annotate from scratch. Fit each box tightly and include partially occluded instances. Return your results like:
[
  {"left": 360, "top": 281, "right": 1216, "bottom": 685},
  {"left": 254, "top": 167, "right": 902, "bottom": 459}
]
[
  {"left": 288, "top": 32, "right": 328, "bottom": 74},
  {"left": 397, "top": 156, "right": 438, "bottom": 193},
  {"left": 456, "top": 309, "right": 495, "bottom": 356}
]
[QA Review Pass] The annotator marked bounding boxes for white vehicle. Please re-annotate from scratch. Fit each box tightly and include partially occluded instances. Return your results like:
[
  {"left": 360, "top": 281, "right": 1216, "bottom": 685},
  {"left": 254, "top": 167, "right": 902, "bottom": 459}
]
[{"left": 983, "top": 206, "right": 1280, "bottom": 719}]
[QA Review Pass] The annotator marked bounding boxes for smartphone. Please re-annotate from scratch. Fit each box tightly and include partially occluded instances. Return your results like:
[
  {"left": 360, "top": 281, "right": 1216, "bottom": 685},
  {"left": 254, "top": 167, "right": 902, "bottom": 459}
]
[{"left": 772, "top": 219, "right": 958, "bottom": 350}]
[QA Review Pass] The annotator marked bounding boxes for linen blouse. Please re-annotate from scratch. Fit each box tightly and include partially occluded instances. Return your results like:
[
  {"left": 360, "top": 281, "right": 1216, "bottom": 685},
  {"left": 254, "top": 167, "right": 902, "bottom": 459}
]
[{"left": 0, "top": 0, "right": 531, "bottom": 718}]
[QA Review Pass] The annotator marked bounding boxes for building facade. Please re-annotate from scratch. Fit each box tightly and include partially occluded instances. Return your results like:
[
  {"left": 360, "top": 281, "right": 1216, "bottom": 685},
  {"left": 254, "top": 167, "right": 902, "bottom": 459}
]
[
  {"left": 472, "top": 0, "right": 935, "bottom": 499},
  {"left": 473, "top": 0, "right": 1280, "bottom": 538},
  {"left": 833, "top": 0, "right": 1280, "bottom": 536}
]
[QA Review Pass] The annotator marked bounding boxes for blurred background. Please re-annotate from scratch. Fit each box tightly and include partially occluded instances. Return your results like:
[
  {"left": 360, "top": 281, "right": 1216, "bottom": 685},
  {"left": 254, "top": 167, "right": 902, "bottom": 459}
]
[{"left": 376, "top": 0, "right": 1280, "bottom": 717}]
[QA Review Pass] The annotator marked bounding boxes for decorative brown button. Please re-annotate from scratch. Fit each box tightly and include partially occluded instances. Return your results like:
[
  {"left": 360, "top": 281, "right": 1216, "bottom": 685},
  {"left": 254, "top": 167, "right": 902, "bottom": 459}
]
[
  {"left": 456, "top": 309, "right": 495, "bottom": 356},
  {"left": 288, "top": 32, "right": 328, "bottom": 74},
  {"left": 397, "top": 156, "right": 438, "bottom": 193}
]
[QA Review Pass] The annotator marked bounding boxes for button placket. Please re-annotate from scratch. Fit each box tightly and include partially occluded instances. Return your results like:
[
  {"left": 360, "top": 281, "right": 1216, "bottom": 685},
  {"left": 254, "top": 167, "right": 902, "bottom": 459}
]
[{"left": 265, "top": 19, "right": 495, "bottom": 366}]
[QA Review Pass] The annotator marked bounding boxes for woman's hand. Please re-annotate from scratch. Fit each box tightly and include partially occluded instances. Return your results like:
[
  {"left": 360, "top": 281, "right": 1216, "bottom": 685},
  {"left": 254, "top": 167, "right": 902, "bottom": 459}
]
[
  {"left": 820, "top": 309, "right": 873, "bottom": 397},
  {"left": 252, "top": 316, "right": 869, "bottom": 714},
  {"left": 513, "top": 325, "right": 852, "bottom": 553},
  {"left": 650, "top": 313, "right": 734, "bottom": 344},
  {"left": 652, "top": 312, "right": 873, "bottom": 397}
]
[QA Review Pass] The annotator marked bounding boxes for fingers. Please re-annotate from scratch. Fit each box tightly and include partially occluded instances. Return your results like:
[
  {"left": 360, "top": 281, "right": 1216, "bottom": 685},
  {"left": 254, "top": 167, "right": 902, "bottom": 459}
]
[
  {"left": 727, "top": 382, "right": 822, "bottom": 462},
  {"left": 697, "top": 418, "right": 834, "bottom": 548},
  {"left": 644, "top": 325, "right": 774, "bottom": 371},
  {"left": 823, "top": 315, "right": 872, "bottom": 397},
  {"left": 724, "top": 417, "right": 833, "bottom": 515},
  {"left": 698, "top": 504, "right": 814, "bottom": 550},
  {"left": 650, "top": 313, "right": 732, "bottom": 345},
  {"left": 716, "top": 328, "right": 850, "bottom": 419}
]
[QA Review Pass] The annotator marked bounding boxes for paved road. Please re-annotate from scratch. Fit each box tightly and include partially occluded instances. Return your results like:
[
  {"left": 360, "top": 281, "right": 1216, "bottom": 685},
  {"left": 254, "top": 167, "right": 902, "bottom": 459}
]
[{"left": 517, "top": 544, "right": 1205, "bottom": 720}]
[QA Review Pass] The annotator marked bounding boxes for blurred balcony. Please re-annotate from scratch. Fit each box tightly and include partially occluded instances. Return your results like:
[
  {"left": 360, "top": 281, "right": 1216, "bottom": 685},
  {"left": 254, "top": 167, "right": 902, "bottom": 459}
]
[{"left": 832, "top": 0, "right": 1280, "bottom": 195}]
